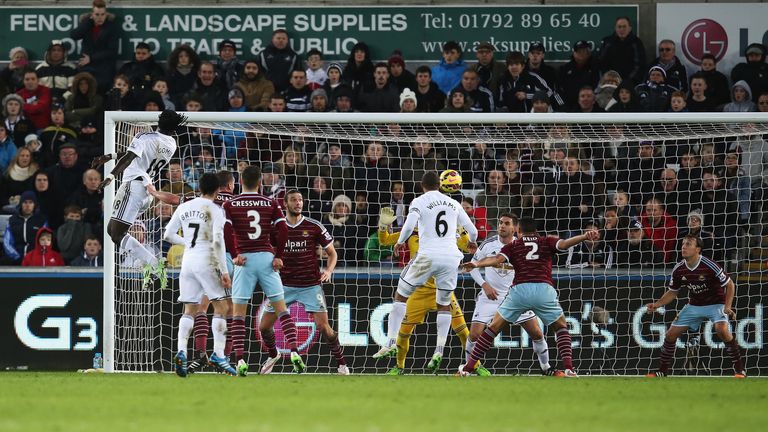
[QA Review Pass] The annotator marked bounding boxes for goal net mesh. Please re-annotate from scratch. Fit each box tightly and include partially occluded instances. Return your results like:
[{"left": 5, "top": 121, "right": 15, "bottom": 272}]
[{"left": 108, "top": 114, "right": 767, "bottom": 375}]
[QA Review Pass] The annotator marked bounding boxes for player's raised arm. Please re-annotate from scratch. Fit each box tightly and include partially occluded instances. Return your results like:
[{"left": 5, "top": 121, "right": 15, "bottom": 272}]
[
  {"left": 461, "top": 254, "right": 506, "bottom": 272},
  {"left": 394, "top": 209, "right": 419, "bottom": 256},
  {"left": 163, "top": 208, "right": 184, "bottom": 245},
  {"left": 99, "top": 150, "right": 138, "bottom": 191},
  {"left": 556, "top": 228, "right": 599, "bottom": 251}
]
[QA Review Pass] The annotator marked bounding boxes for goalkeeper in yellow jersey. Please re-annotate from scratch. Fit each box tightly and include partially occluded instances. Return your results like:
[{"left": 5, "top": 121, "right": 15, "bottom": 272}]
[{"left": 374, "top": 207, "right": 484, "bottom": 375}]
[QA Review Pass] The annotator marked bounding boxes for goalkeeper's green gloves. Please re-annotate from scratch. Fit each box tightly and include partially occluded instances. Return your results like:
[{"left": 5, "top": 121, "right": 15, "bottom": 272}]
[{"left": 378, "top": 207, "right": 396, "bottom": 230}]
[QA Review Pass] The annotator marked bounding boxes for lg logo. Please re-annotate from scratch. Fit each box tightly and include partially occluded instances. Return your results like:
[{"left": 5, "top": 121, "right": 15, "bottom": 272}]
[
  {"left": 681, "top": 19, "right": 728, "bottom": 65},
  {"left": 14, "top": 294, "right": 98, "bottom": 351}
]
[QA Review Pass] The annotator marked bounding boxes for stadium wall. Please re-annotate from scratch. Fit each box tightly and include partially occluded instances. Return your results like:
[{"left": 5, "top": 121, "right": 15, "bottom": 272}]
[{"left": 2, "top": 269, "right": 765, "bottom": 374}]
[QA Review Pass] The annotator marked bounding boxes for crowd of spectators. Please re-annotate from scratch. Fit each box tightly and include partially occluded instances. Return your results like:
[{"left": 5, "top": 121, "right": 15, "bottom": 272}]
[{"left": 0, "top": 1, "right": 766, "bottom": 269}]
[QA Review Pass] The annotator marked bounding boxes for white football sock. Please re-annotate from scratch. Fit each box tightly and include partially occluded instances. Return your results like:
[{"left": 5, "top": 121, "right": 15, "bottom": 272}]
[
  {"left": 177, "top": 314, "right": 194, "bottom": 353},
  {"left": 212, "top": 315, "right": 227, "bottom": 358},
  {"left": 465, "top": 339, "right": 476, "bottom": 363},
  {"left": 121, "top": 234, "right": 158, "bottom": 268},
  {"left": 533, "top": 338, "right": 551, "bottom": 370},
  {"left": 387, "top": 301, "right": 407, "bottom": 346},
  {"left": 435, "top": 311, "right": 451, "bottom": 356}
]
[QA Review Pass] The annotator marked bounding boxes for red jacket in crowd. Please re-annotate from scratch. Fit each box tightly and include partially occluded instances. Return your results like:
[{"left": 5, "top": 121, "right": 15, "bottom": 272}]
[
  {"left": 22, "top": 227, "right": 65, "bottom": 267},
  {"left": 17, "top": 84, "right": 52, "bottom": 130},
  {"left": 640, "top": 211, "right": 678, "bottom": 263}
]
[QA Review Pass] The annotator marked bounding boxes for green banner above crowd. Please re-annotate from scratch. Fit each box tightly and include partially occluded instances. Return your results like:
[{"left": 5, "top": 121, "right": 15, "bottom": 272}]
[{"left": 0, "top": 5, "right": 637, "bottom": 63}]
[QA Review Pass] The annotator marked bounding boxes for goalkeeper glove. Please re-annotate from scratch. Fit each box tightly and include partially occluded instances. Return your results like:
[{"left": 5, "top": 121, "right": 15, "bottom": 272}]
[{"left": 378, "top": 207, "right": 396, "bottom": 230}]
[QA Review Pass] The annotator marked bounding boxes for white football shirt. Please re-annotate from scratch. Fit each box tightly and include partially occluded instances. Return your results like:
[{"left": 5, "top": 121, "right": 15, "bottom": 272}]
[
  {"left": 123, "top": 131, "right": 177, "bottom": 185},
  {"left": 471, "top": 235, "right": 515, "bottom": 296},
  {"left": 400, "top": 190, "right": 474, "bottom": 258},
  {"left": 164, "top": 197, "right": 227, "bottom": 275}
]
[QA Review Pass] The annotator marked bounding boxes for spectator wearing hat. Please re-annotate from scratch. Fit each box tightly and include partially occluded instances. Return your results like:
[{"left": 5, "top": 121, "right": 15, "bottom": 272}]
[
  {"left": 70, "top": 0, "right": 119, "bottom": 93},
  {"left": 227, "top": 87, "right": 247, "bottom": 112},
  {"left": 453, "top": 69, "right": 494, "bottom": 113},
  {"left": 117, "top": 42, "right": 165, "bottom": 100},
  {"left": 234, "top": 59, "right": 274, "bottom": 112},
  {"left": 530, "top": 90, "right": 552, "bottom": 113},
  {"left": 526, "top": 42, "right": 558, "bottom": 92},
  {"left": 357, "top": 63, "right": 400, "bottom": 112},
  {"left": 75, "top": 116, "right": 102, "bottom": 165},
  {"left": 142, "top": 90, "right": 165, "bottom": 111},
  {"left": 184, "top": 62, "right": 227, "bottom": 112},
  {"left": 258, "top": 29, "right": 302, "bottom": 93},
  {"left": 634, "top": 66, "right": 676, "bottom": 112},
  {"left": 697, "top": 54, "right": 731, "bottom": 107},
  {"left": 331, "top": 85, "right": 357, "bottom": 113},
  {"left": 471, "top": 41, "right": 506, "bottom": 99},
  {"left": 39, "top": 105, "right": 78, "bottom": 168},
  {"left": 17, "top": 69, "right": 52, "bottom": 130},
  {"left": 23, "top": 133, "right": 43, "bottom": 163},
  {"left": 498, "top": 51, "right": 555, "bottom": 113},
  {"left": 413, "top": 65, "right": 446, "bottom": 112},
  {"left": 3, "top": 93, "right": 36, "bottom": 146},
  {"left": 64, "top": 72, "right": 102, "bottom": 129},
  {"left": 558, "top": 40, "right": 600, "bottom": 110},
  {"left": 166, "top": 44, "right": 201, "bottom": 108},
  {"left": 387, "top": 51, "right": 417, "bottom": 93},
  {"left": 214, "top": 39, "right": 244, "bottom": 91},
  {"left": 399, "top": 88, "right": 418, "bottom": 113},
  {"left": 615, "top": 220, "right": 664, "bottom": 267},
  {"left": 21, "top": 226, "right": 64, "bottom": 267},
  {"left": 322, "top": 62, "right": 344, "bottom": 109},
  {"left": 309, "top": 88, "right": 330, "bottom": 112},
  {"left": 343, "top": 41, "right": 375, "bottom": 91},
  {"left": 650, "top": 40, "right": 688, "bottom": 93},
  {"left": 305, "top": 48, "right": 327, "bottom": 91},
  {"left": 597, "top": 16, "right": 646, "bottom": 85},
  {"left": 260, "top": 162, "right": 286, "bottom": 208},
  {"left": 431, "top": 41, "right": 466, "bottom": 95},
  {"left": 281, "top": 69, "right": 312, "bottom": 112},
  {"left": 731, "top": 43, "right": 768, "bottom": 103},
  {"left": 35, "top": 40, "right": 77, "bottom": 104},
  {"left": 1, "top": 46, "right": 30, "bottom": 91},
  {"left": 0, "top": 122, "right": 16, "bottom": 172},
  {"left": 2, "top": 190, "right": 48, "bottom": 265}
]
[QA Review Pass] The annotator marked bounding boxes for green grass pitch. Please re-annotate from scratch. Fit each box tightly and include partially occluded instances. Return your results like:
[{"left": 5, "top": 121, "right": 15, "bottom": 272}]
[{"left": 0, "top": 373, "right": 765, "bottom": 432}]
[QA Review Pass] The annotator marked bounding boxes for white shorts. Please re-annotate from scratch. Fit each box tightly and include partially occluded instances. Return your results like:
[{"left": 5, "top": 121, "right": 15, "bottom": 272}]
[
  {"left": 398, "top": 253, "right": 461, "bottom": 306},
  {"left": 472, "top": 292, "right": 536, "bottom": 325},
  {"left": 111, "top": 180, "right": 151, "bottom": 225},
  {"left": 178, "top": 263, "right": 230, "bottom": 304}
]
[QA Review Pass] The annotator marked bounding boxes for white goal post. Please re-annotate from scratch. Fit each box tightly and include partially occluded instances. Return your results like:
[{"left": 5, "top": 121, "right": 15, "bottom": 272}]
[{"left": 103, "top": 111, "right": 768, "bottom": 375}]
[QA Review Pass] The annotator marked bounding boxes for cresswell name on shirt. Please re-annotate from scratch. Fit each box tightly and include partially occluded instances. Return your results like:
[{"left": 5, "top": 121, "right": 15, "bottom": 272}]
[
  {"left": 230, "top": 200, "right": 271, "bottom": 207},
  {"left": 425, "top": 200, "right": 457, "bottom": 211}
]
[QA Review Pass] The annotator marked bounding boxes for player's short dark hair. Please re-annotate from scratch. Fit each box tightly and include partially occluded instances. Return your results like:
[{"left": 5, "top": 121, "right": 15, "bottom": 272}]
[
  {"left": 421, "top": 171, "right": 440, "bottom": 190},
  {"left": 518, "top": 217, "right": 538, "bottom": 234},
  {"left": 157, "top": 109, "right": 188, "bottom": 133},
  {"left": 241, "top": 165, "right": 262, "bottom": 189},
  {"left": 216, "top": 170, "right": 234, "bottom": 187},
  {"left": 198, "top": 173, "right": 219, "bottom": 195},
  {"left": 415, "top": 65, "right": 431, "bottom": 76},
  {"left": 683, "top": 234, "right": 703, "bottom": 249},
  {"left": 286, "top": 189, "right": 302, "bottom": 199},
  {"left": 499, "top": 212, "right": 518, "bottom": 224}
]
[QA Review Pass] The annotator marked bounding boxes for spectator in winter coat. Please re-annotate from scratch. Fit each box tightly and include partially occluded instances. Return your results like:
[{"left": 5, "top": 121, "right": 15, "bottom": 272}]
[
  {"left": 686, "top": 73, "right": 717, "bottom": 112},
  {"left": 0, "top": 122, "right": 16, "bottom": 173},
  {"left": 722, "top": 80, "right": 757, "bottom": 112},
  {"left": 56, "top": 204, "right": 92, "bottom": 263},
  {"left": 64, "top": 72, "right": 102, "bottom": 129},
  {"left": 607, "top": 80, "right": 641, "bottom": 112},
  {"left": 22, "top": 226, "right": 64, "bottom": 267},
  {"left": 731, "top": 43, "right": 768, "bottom": 103},
  {"left": 1, "top": 46, "right": 30, "bottom": 91},
  {"left": 69, "top": 0, "right": 119, "bottom": 93},
  {"left": 594, "top": 70, "right": 621, "bottom": 110},
  {"left": 356, "top": 63, "right": 400, "bottom": 113},
  {"left": 305, "top": 48, "right": 327, "bottom": 91},
  {"left": 213, "top": 39, "right": 244, "bottom": 91},
  {"left": 597, "top": 16, "right": 646, "bottom": 85},
  {"left": 2, "top": 190, "right": 48, "bottom": 265},
  {"left": 526, "top": 42, "right": 558, "bottom": 93},
  {"left": 1, "top": 147, "right": 37, "bottom": 212},
  {"left": 453, "top": 69, "right": 495, "bottom": 113},
  {"left": 431, "top": 41, "right": 466, "bottom": 95},
  {"left": 116, "top": 41, "right": 165, "bottom": 101},
  {"left": 558, "top": 40, "right": 600, "bottom": 110},
  {"left": 639, "top": 197, "right": 678, "bottom": 263},
  {"left": 387, "top": 52, "right": 417, "bottom": 93},
  {"left": 471, "top": 41, "right": 506, "bottom": 99},
  {"left": 67, "top": 168, "right": 103, "bottom": 226},
  {"left": 697, "top": 54, "right": 731, "bottom": 108},
  {"left": 281, "top": 70, "right": 312, "bottom": 112},
  {"left": 17, "top": 70, "right": 52, "bottom": 130},
  {"left": 184, "top": 62, "right": 227, "bottom": 112},
  {"left": 35, "top": 40, "right": 77, "bottom": 105},
  {"left": 634, "top": 66, "right": 676, "bottom": 112},
  {"left": 166, "top": 44, "right": 201, "bottom": 108},
  {"left": 3, "top": 93, "right": 35, "bottom": 147},
  {"left": 343, "top": 41, "right": 375, "bottom": 91},
  {"left": 414, "top": 66, "right": 446, "bottom": 113},
  {"left": 234, "top": 59, "right": 275, "bottom": 111},
  {"left": 650, "top": 40, "right": 688, "bottom": 93},
  {"left": 259, "top": 29, "right": 302, "bottom": 93},
  {"left": 498, "top": 51, "right": 556, "bottom": 113},
  {"left": 322, "top": 63, "right": 344, "bottom": 110},
  {"left": 70, "top": 235, "right": 103, "bottom": 267}
]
